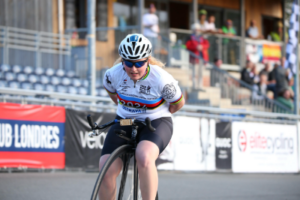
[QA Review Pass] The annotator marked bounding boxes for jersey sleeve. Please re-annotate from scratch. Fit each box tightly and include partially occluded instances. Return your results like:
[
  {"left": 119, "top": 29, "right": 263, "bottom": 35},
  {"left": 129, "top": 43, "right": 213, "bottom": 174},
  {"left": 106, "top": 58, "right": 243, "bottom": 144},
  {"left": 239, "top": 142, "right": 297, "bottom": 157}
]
[
  {"left": 159, "top": 74, "right": 183, "bottom": 105},
  {"left": 103, "top": 69, "right": 116, "bottom": 95}
]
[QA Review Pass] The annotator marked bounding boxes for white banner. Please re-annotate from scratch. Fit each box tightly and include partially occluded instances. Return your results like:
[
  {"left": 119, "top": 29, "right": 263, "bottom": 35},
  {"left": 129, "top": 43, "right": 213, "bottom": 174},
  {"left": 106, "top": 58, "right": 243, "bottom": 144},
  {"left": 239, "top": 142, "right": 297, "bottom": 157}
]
[
  {"left": 157, "top": 116, "right": 215, "bottom": 171},
  {"left": 298, "top": 122, "right": 300, "bottom": 172},
  {"left": 232, "top": 122, "right": 298, "bottom": 173}
]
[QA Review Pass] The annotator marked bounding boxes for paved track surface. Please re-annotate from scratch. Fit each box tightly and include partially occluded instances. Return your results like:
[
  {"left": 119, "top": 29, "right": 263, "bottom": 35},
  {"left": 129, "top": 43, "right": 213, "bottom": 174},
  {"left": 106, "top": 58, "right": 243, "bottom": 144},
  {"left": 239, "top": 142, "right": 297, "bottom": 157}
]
[{"left": 0, "top": 171, "right": 299, "bottom": 200}]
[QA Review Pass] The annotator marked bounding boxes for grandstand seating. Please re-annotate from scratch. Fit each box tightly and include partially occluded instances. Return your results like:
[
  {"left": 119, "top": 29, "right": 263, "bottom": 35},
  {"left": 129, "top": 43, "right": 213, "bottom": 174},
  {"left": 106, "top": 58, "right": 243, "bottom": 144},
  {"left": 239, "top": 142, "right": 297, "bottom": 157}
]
[{"left": 0, "top": 64, "right": 108, "bottom": 97}]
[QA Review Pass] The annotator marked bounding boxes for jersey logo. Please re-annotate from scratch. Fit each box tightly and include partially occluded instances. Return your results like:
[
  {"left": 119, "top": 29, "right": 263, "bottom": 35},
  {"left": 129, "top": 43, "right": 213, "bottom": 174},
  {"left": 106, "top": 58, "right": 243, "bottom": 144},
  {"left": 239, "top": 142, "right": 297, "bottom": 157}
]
[
  {"left": 123, "top": 79, "right": 127, "bottom": 84},
  {"left": 139, "top": 85, "right": 151, "bottom": 95},
  {"left": 120, "top": 85, "right": 130, "bottom": 92},
  {"left": 162, "top": 83, "right": 176, "bottom": 99},
  {"left": 129, "top": 35, "right": 139, "bottom": 42},
  {"left": 106, "top": 73, "right": 112, "bottom": 85}
]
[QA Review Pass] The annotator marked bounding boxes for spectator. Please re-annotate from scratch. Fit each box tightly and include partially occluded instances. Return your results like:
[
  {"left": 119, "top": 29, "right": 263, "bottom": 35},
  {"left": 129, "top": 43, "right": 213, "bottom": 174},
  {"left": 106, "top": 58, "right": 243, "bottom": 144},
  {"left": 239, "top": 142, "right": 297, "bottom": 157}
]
[
  {"left": 252, "top": 73, "right": 268, "bottom": 100},
  {"left": 222, "top": 19, "right": 236, "bottom": 36},
  {"left": 186, "top": 23, "right": 210, "bottom": 64},
  {"left": 246, "top": 20, "right": 262, "bottom": 39},
  {"left": 259, "top": 62, "right": 276, "bottom": 96},
  {"left": 186, "top": 23, "right": 210, "bottom": 88},
  {"left": 198, "top": 9, "right": 209, "bottom": 32},
  {"left": 270, "top": 21, "right": 287, "bottom": 42},
  {"left": 206, "top": 15, "right": 216, "bottom": 33},
  {"left": 241, "top": 60, "right": 254, "bottom": 86},
  {"left": 250, "top": 64, "right": 260, "bottom": 84},
  {"left": 143, "top": 3, "right": 160, "bottom": 52},
  {"left": 210, "top": 58, "right": 223, "bottom": 87},
  {"left": 273, "top": 57, "right": 289, "bottom": 98},
  {"left": 275, "top": 89, "right": 294, "bottom": 113}
]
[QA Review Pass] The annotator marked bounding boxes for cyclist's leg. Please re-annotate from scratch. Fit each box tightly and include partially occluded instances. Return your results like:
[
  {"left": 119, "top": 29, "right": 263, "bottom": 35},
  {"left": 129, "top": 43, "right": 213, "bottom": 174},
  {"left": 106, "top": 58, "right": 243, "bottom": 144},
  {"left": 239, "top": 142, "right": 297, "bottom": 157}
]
[
  {"left": 98, "top": 154, "right": 123, "bottom": 200},
  {"left": 136, "top": 117, "right": 173, "bottom": 200},
  {"left": 99, "top": 115, "right": 132, "bottom": 200},
  {"left": 136, "top": 140, "right": 159, "bottom": 200}
]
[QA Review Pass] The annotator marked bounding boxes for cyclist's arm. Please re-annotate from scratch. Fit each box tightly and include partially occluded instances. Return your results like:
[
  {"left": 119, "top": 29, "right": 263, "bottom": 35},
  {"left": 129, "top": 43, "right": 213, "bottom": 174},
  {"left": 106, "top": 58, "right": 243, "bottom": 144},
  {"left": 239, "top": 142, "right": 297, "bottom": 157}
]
[
  {"left": 108, "top": 93, "right": 118, "bottom": 105},
  {"left": 169, "top": 97, "right": 185, "bottom": 114}
]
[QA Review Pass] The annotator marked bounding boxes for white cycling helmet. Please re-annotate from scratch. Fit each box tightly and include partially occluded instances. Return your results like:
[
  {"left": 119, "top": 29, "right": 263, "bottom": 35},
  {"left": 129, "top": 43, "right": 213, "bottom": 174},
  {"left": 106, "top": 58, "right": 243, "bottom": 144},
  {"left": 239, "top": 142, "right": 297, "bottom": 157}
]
[{"left": 118, "top": 34, "right": 152, "bottom": 60}]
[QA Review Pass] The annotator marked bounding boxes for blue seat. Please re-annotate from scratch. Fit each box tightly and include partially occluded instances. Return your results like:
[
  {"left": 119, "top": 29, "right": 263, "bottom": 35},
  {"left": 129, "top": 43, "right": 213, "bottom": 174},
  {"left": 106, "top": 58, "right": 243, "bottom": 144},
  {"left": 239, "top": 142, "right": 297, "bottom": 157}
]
[
  {"left": 17, "top": 73, "right": 28, "bottom": 82},
  {"left": 20, "top": 82, "right": 33, "bottom": 90},
  {"left": 51, "top": 76, "right": 61, "bottom": 85},
  {"left": 35, "top": 67, "right": 44, "bottom": 75},
  {"left": 61, "top": 77, "right": 71, "bottom": 86},
  {"left": 45, "top": 68, "right": 55, "bottom": 76},
  {"left": 33, "top": 83, "right": 45, "bottom": 91},
  {"left": 78, "top": 87, "right": 88, "bottom": 95},
  {"left": 12, "top": 65, "right": 23, "bottom": 74},
  {"left": 56, "top": 84, "right": 67, "bottom": 93},
  {"left": 45, "top": 84, "right": 56, "bottom": 92},
  {"left": 68, "top": 86, "right": 78, "bottom": 94},
  {"left": 72, "top": 78, "right": 81, "bottom": 87},
  {"left": 0, "top": 79, "right": 7, "bottom": 87},
  {"left": 28, "top": 74, "right": 39, "bottom": 84},
  {"left": 23, "top": 66, "right": 34, "bottom": 74},
  {"left": 97, "top": 87, "right": 108, "bottom": 97},
  {"left": 40, "top": 75, "right": 50, "bottom": 84},
  {"left": 5, "top": 72, "right": 16, "bottom": 81},
  {"left": 0, "top": 64, "right": 11, "bottom": 72},
  {"left": 56, "top": 69, "right": 65, "bottom": 77},
  {"left": 82, "top": 79, "right": 89, "bottom": 88},
  {"left": 66, "top": 70, "right": 76, "bottom": 78},
  {"left": 8, "top": 81, "right": 20, "bottom": 89}
]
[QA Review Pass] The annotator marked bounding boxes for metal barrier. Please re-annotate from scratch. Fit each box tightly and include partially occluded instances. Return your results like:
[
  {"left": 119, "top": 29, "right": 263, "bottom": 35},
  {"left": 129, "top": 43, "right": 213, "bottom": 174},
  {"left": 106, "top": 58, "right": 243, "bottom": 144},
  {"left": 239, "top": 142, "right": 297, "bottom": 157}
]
[
  {"left": 0, "top": 87, "right": 298, "bottom": 125},
  {"left": 209, "top": 66, "right": 293, "bottom": 113},
  {"left": 0, "top": 26, "right": 71, "bottom": 69}
]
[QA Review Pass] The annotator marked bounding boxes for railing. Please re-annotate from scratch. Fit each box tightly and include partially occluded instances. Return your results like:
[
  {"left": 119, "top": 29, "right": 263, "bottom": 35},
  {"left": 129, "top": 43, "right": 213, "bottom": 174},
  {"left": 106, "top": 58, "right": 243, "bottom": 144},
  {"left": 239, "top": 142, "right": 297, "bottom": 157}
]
[
  {"left": 0, "top": 26, "right": 71, "bottom": 69},
  {"left": 169, "top": 28, "right": 284, "bottom": 68},
  {"left": 209, "top": 66, "right": 294, "bottom": 113},
  {"left": 0, "top": 87, "right": 298, "bottom": 125}
]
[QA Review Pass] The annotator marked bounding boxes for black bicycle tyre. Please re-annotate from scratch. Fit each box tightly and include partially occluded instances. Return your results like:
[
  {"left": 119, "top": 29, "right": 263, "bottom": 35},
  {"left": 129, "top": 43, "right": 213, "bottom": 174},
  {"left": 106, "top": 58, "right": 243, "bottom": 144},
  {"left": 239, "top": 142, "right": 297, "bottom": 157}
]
[{"left": 90, "top": 144, "right": 134, "bottom": 200}]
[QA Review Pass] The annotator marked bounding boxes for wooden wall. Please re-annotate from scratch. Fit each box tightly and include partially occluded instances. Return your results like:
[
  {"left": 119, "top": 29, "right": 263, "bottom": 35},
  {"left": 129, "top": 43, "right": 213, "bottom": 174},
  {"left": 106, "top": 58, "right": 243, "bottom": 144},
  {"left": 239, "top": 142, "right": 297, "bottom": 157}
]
[
  {"left": 95, "top": 0, "right": 116, "bottom": 69},
  {"left": 245, "top": 0, "right": 282, "bottom": 36},
  {"left": 175, "top": 0, "right": 282, "bottom": 35}
]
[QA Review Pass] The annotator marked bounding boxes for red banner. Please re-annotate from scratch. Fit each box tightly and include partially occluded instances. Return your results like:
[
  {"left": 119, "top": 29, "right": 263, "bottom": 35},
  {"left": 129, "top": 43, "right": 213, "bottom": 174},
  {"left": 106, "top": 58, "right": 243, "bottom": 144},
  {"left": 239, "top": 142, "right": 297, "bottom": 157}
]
[{"left": 0, "top": 103, "right": 65, "bottom": 169}]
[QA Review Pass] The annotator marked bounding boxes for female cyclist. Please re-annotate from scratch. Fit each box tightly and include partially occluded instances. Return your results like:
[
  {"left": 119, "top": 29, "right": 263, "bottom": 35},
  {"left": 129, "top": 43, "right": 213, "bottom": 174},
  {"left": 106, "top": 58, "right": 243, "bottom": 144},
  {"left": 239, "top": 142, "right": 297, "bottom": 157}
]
[{"left": 101, "top": 33, "right": 185, "bottom": 200}]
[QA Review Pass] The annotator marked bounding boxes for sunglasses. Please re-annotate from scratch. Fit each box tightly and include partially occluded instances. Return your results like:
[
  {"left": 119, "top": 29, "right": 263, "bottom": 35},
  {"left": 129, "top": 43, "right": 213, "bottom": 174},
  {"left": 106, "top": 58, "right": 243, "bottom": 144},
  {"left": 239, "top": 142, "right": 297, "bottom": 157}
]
[{"left": 123, "top": 58, "right": 148, "bottom": 68}]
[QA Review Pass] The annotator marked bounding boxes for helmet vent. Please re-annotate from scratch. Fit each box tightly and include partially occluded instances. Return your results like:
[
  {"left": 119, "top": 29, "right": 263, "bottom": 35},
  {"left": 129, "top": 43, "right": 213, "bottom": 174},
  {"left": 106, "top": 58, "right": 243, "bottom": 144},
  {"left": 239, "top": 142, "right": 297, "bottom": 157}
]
[
  {"left": 123, "top": 45, "right": 128, "bottom": 55},
  {"left": 127, "top": 38, "right": 129, "bottom": 42},
  {"left": 139, "top": 37, "right": 142, "bottom": 42},
  {"left": 146, "top": 45, "right": 149, "bottom": 52},
  {"left": 140, "top": 44, "right": 145, "bottom": 54},
  {"left": 127, "top": 46, "right": 133, "bottom": 55},
  {"left": 132, "top": 42, "right": 136, "bottom": 52},
  {"left": 135, "top": 46, "right": 140, "bottom": 55},
  {"left": 142, "top": 53, "right": 146, "bottom": 58},
  {"left": 122, "top": 53, "right": 127, "bottom": 59}
]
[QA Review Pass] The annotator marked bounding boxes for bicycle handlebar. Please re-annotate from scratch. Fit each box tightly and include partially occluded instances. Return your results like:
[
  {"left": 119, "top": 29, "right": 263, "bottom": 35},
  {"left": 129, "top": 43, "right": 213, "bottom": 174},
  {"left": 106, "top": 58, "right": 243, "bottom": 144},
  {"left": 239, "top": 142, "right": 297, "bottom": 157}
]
[{"left": 86, "top": 115, "right": 156, "bottom": 138}]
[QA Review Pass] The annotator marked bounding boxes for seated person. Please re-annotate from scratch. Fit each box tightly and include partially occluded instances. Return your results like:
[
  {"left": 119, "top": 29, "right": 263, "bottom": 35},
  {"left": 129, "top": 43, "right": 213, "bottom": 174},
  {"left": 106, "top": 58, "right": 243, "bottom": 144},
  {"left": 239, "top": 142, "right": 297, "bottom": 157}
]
[{"left": 241, "top": 60, "right": 254, "bottom": 86}]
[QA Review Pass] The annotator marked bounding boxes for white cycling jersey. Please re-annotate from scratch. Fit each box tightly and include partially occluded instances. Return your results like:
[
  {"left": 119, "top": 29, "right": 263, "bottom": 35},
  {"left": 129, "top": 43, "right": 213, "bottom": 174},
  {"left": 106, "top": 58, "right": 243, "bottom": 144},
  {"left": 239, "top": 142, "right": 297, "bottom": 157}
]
[{"left": 103, "top": 63, "right": 183, "bottom": 121}]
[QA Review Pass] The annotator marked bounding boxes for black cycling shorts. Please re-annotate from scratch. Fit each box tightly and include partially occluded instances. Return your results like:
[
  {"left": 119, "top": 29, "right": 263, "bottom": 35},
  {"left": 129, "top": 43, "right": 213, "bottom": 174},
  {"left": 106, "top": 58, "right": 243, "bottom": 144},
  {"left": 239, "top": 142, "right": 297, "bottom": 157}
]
[{"left": 101, "top": 115, "right": 173, "bottom": 156}]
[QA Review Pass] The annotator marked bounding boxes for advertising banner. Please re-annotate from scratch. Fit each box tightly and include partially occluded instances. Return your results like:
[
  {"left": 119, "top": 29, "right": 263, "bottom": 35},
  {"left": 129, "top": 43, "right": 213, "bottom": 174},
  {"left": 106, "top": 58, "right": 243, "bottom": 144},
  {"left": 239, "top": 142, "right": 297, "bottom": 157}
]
[
  {"left": 215, "top": 122, "right": 232, "bottom": 170},
  {"left": 65, "top": 109, "right": 115, "bottom": 169},
  {"left": 245, "top": 39, "right": 282, "bottom": 64},
  {"left": 157, "top": 116, "right": 215, "bottom": 171},
  {"left": 0, "top": 103, "right": 65, "bottom": 169},
  {"left": 232, "top": 122, "right": 298, "bottom": 173}
]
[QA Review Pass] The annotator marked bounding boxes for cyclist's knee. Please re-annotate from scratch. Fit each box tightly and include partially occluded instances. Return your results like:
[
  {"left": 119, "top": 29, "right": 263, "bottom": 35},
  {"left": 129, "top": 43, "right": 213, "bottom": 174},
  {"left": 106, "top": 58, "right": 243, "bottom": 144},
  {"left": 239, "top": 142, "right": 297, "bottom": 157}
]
[
  {"left": 136, "top": 141, "right": 159, "bottom": 169},
  {"left": 99, "top": 155, "right": 122, "bottom": 184}
]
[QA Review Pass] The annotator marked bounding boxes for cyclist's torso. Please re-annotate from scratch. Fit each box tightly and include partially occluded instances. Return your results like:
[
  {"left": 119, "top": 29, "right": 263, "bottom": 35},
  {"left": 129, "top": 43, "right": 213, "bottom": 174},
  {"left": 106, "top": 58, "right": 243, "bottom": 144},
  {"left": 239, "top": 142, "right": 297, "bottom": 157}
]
[{"left": 103, "top": 63, "right": 183, "bottom": 121}]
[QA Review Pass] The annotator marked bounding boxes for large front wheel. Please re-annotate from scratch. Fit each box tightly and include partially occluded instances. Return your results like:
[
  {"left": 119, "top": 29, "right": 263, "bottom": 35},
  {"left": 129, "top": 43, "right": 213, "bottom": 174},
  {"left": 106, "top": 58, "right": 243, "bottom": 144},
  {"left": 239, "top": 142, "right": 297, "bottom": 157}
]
[{"left": 90, "top": 144, "right": 137, "bottom": 200}]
